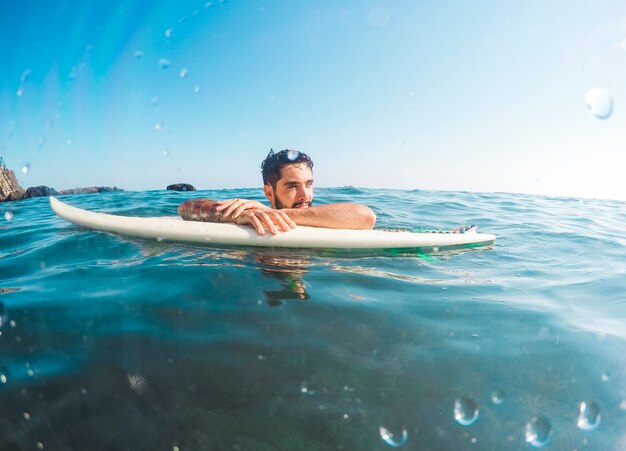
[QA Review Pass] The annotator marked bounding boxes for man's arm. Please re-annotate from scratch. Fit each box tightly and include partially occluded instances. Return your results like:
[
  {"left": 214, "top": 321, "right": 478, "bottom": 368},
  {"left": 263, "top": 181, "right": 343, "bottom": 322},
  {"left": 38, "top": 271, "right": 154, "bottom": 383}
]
[
  {"left": 280, "top": 203, "right": 376, "bottom": 230},
  {"left": 213, "top": 198, "right": 375, "bottom": 229},
  {"left": 179, "top": 198, "right": 376, "bottom": 234},
  {"left": 177, "top": 198, "right": 223, "bottom": 222},
  {"left": 178, "top": 198, "right": 295, "bottom": 235},
  {"left": 216, "top": 199, "right": 376, "bottom": 230}
]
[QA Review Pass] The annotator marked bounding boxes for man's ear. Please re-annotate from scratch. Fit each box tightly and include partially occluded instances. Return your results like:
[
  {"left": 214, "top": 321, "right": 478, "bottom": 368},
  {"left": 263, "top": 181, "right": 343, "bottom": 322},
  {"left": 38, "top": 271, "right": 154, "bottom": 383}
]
[{"left": 263, "top": 184, "right": 275, "bottom": 208}]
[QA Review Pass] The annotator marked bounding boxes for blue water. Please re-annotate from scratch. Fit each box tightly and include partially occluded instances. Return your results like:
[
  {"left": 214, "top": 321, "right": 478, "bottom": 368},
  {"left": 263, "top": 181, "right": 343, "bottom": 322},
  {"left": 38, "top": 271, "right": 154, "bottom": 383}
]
[{"left": 1, "top": 188, "right": 625, "bottom": 450}]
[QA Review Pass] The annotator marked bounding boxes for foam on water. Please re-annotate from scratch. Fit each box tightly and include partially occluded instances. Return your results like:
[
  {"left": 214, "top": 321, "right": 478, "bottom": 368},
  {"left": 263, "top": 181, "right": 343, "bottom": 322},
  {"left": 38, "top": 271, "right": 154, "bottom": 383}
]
[{"left": 0, "top": 188, "right": 625, "bottom": 449}]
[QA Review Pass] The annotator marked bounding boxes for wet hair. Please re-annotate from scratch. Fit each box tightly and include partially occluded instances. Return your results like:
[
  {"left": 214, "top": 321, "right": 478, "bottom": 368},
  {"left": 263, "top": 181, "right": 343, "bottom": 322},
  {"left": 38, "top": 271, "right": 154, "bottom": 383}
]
[{"left": 261, "top": 149, "right": 314, "bottom": 187}]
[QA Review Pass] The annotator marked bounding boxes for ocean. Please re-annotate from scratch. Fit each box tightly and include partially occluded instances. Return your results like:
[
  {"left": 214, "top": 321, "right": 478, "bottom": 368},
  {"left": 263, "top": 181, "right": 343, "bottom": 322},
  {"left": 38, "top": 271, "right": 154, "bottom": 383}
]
[{"left": 1, "top": 187, "right": 625, "bottom": 450}]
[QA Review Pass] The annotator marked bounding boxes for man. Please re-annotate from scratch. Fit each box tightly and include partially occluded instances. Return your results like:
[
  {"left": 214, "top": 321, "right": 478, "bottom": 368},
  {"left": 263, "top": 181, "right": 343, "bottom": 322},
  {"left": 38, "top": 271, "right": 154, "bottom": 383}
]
[{"left": 178, "top": 149, "right": 376, "bottom": 235}]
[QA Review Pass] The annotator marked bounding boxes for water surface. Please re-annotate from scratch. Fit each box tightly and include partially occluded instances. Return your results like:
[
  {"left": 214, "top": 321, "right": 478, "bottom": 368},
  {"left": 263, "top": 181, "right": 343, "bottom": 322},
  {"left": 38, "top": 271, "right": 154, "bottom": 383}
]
[{"left": 1, "top": 188, "right": 625, "bottom": 450}]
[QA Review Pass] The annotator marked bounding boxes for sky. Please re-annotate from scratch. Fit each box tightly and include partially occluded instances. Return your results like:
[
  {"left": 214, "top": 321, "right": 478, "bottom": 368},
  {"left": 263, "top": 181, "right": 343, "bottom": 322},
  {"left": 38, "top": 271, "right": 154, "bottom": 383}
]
[{"left": 1, "top": 0, "right": 626, "bottom": 201}]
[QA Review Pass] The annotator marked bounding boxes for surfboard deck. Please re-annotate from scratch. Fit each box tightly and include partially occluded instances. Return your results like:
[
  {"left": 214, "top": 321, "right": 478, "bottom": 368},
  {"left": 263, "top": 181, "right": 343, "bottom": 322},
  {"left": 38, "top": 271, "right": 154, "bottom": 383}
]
[{"left": 50, "top": 196, "right": 496, "bottom": 252}]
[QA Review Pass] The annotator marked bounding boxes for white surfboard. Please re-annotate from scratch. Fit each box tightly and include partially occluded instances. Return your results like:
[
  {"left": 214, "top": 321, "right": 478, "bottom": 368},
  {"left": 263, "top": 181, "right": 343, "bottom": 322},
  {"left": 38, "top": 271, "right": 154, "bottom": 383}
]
[{"left": 50, "top": 196, "right": 495, "bottom": 252}]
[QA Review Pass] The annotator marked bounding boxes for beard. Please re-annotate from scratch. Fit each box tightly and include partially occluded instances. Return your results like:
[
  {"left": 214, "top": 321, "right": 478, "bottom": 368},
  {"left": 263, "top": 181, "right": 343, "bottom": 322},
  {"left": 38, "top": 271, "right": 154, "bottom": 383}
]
[{"left": 275, "top": 197, "right": 312, "bottom": 210}]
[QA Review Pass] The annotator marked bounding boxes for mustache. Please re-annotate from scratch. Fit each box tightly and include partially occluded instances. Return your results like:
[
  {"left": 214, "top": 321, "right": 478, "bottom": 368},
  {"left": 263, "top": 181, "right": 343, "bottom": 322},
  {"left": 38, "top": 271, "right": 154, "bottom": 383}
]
[{"left": 292, "top": 200, "right": 312, "bottom": 208}]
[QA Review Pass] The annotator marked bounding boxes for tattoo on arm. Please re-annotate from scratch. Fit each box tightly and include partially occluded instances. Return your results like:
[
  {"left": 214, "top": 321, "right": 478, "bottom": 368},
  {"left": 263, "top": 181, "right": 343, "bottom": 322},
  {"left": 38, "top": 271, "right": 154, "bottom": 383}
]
[{"left": 178, "top": 198, "right": 224, "bottom": 222}]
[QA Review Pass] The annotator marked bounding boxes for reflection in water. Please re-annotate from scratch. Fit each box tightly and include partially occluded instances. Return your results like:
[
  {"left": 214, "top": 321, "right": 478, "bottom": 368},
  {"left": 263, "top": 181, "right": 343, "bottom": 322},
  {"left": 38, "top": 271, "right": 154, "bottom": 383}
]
[{"left": 256, "top": 255, "right": 311, "bottom": 307}]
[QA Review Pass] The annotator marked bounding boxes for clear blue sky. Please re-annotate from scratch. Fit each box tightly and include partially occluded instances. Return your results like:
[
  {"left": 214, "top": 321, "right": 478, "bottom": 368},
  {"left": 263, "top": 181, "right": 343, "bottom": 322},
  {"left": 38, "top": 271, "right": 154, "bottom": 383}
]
[{"left": 2, "top": 0, "right": 626, "bottom": 200}]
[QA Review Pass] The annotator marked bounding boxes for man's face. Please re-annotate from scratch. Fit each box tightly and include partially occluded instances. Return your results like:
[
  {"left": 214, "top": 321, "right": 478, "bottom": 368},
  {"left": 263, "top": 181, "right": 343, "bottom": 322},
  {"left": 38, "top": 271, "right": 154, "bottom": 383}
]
[{"left": 264, "top": 163, "right": 313, "bottom": 209}]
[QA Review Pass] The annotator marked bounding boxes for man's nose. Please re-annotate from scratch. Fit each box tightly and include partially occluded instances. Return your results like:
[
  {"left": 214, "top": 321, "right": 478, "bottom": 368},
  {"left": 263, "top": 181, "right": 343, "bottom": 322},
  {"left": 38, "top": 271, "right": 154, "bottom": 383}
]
[{"left": 296, "top": 186, "right": 308, "bottom": 198}]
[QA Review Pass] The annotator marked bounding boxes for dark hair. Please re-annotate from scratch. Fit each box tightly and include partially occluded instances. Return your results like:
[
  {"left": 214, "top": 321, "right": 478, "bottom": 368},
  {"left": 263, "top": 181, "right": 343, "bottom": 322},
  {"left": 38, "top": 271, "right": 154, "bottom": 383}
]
[{"left": 261, "top": 149, "right": 314, "bottom": 187}]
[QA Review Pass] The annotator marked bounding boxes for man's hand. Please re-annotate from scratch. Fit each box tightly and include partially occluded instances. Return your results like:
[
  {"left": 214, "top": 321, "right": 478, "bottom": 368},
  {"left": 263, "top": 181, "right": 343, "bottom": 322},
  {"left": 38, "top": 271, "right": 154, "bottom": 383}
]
[
  {"left": 233, "top": 207, "right": 297, "bottom": 235},
  {"left": 215, "top": 198, "right": 268, "bottom": 219},
  {"left": 215, "top": 198, "right": 297, "bottom": 235}
]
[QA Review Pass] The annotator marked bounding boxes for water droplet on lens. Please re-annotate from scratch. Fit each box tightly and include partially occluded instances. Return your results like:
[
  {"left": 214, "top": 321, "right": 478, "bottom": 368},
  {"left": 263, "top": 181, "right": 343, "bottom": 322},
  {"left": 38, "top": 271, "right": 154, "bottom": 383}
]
[
  {"left": 4, "top": 211, "right": 13, "bottom": 221},
  {"left": 16, "top": 88, "right": 23, "bottom": 97},
  {"left": 159, "top": 58, "right": 171, "bottom": 69},
  {"left": 454, "top": 397, "right": 479, "bottom": 426},
  {"left": 165, "top": 28, "right": 173, "bottom": 38},
  {"left": 585, "top": 87, "right": 613, "bottom": 119},
  {"left": 577, "top": 400, "right": 601, "bottom": 431},
  {"left": 379, "top": 426, "right": 408, "bottom": 448},
  {"left": 525, "top": 416, "right": 552, "bottom": 448},
  {"left": 134, "top": 50, "right": 143, "bottom": 59},
  {"left": 287, "top": 149, "right": 299, "bottom": 161},
  {"left": 127, "top": 373, "right": 147, "bottom": 393},
  {"left": 21, "top": 164, "right": 30, "bottom": 174},
  {"left": 491, "top": 390, "right": 505, "bottom": 405},
  {"left": 194, "top": 85, "right": 201, "bottom": 93},
  {"left": 620, "top": 400, "right": 626, "bottom": 411},
  {"left": 162, "top": 149, "right": 169, "bottom": 156},
  {"left": 179, "top": 68, "right": 188, "bottom": 78},
  {"left": 20, "top": 69, "right": 32, "bottom": 83},
  {"left": 23, "top": 412, "right": 30, "bottom": 420},
  {"left": 156, "top": 236, "right": 163, "bottom": 242},
  {"left": 1, "top": 373, "right": 7, "bottom": 384},
  {"left": 151, "top": 96, "right": 159, "bottom": 105},
  {"left": 155, "top": 122, "right": 163, "bottom": 130},
  {"left": 601, "top": 372, "right": 609, "bottom": 382}
]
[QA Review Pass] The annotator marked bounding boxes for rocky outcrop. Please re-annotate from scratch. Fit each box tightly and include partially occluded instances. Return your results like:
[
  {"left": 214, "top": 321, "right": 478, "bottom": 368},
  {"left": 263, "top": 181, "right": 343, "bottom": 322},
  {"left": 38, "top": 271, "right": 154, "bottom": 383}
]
[
  {"left": 59, "top": 186, "right": 123, "bottom": 195},
  {"left": 167, "top": 183, "right": 196, "bottom": 191},
  {"left": 0, "top": 160, "right": 124, "bottom": 202},
  {"left": 0, "top": 165, "right": 25, "bottom": 202},
  {"left": 20, "top": 185, "right": 123, "bottom": 198},
  {"left": 21, "top": 186, "right": 60, "bottom": 199}
]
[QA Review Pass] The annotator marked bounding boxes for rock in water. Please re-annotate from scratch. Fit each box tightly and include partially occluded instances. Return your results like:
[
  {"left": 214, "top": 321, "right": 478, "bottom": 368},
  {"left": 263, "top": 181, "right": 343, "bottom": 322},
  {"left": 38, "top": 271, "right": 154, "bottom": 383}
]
[
  {"left": 22, "top": 186, "right": 60, "bottom": 199},
  {"left": 167, "top": 183, "right": 196, "bottom": 192},
  {"left": 0, "top": 164, "right": 25, "bottom": 202},
  {"left": 59, "top": 186, "right": 124, "bottom": 195}
]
